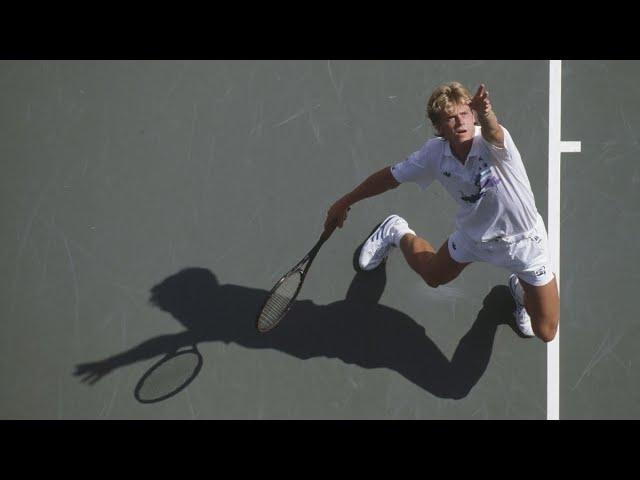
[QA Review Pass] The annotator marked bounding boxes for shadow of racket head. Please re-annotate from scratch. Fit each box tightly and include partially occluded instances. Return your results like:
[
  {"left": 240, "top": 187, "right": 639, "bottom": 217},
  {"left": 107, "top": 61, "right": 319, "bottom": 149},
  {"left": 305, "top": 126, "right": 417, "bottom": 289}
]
[{"left": 134, "top": 345, "right": 203, "bottom": 404}]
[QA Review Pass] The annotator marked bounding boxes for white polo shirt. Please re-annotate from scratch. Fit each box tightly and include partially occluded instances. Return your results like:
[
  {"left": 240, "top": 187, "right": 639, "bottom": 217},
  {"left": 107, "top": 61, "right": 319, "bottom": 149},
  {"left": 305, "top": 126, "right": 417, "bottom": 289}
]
[{"left": 391, "top": 126, "right": 539, "bottom": 242}]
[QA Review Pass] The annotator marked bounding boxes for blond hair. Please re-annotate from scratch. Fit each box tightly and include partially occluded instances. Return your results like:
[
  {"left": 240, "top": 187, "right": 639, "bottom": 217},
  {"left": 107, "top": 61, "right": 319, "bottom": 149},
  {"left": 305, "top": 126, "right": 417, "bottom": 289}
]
[{"left": 426, "top": 82, "right": 473, "bottom": 135}]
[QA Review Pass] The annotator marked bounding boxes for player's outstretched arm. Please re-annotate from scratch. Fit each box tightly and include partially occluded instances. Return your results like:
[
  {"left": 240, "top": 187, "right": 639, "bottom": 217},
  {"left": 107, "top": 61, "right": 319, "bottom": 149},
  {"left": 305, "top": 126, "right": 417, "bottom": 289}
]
[
  {"left": 325, "top": 167, "right": 400, "bottom": 230},
  {"left": 468, "top": 84, "right": 504, "bottom": 148}
]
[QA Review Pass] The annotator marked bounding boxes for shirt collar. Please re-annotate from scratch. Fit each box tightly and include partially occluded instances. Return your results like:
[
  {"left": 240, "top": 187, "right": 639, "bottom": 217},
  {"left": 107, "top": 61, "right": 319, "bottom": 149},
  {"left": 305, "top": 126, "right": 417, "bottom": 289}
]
[{"left": 443, "top": 126, "right": 482, "bottom": 162}]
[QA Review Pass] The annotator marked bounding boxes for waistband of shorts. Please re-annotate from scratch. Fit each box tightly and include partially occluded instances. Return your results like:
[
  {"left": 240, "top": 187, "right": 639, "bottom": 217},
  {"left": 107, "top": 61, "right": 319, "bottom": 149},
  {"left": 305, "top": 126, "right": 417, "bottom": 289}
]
[{"left": 459, "top": 217, "right": 542, "bottom": 246}]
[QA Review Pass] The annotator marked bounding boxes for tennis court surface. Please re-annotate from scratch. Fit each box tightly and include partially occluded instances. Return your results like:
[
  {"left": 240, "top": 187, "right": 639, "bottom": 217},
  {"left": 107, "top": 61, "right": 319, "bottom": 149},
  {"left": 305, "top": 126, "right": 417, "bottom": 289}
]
[{"left": 1, "top": 60, "right": 638, "bottom": 419}]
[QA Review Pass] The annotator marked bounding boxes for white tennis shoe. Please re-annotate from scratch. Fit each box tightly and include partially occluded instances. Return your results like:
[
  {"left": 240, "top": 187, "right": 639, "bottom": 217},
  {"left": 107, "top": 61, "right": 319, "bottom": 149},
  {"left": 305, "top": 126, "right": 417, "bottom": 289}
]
[
  {"left": 508, "top": 274, "right": 535, "bottom": 338},
  {"left": 358, "top": 215, "right": 413, "bottom": 271}
]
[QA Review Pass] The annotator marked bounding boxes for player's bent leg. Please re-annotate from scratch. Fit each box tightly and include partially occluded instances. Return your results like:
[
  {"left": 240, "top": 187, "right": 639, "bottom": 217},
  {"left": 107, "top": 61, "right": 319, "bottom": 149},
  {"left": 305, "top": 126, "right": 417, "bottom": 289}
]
[
  {"left": 399, "top": 234, "right": 471, "bottom": 288},
  {"left": 519, "top": 275, "right": 559, "bottom": 342}
]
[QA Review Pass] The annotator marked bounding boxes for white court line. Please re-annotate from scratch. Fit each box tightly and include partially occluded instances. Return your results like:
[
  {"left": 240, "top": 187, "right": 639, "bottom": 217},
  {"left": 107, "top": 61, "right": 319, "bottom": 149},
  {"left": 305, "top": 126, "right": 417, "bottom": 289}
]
[
  {"left": 561, "top": 141, "right": 582, "bottom": 153},
  {"left": 548, "top": 60, "right": 581, "bottom": 420}
]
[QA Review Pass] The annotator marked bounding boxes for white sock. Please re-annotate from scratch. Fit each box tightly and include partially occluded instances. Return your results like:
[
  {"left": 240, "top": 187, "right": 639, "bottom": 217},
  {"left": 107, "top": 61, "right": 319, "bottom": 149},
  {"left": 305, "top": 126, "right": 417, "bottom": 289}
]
[{"left": 391, "top": 224, "right": 416, "bottom": 247}]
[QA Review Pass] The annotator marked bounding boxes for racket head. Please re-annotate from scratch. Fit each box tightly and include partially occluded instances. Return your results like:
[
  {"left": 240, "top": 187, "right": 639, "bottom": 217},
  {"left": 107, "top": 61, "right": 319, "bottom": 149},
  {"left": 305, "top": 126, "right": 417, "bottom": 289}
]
[
  {"left": 134, "top": 345, "right": 203, "bottom": 404},
  {"left": 256, "top": 264, "right": 307, "bottom": 333},
  {"left": 257, "top": 222, "right": 340, "bottom": 333}
]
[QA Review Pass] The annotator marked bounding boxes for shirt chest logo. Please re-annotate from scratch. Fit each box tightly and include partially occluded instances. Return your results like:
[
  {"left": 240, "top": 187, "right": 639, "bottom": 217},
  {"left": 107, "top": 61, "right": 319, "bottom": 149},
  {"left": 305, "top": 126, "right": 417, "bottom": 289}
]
[{"left": 448, "top": 158, "right": 501, "bottom": 204}]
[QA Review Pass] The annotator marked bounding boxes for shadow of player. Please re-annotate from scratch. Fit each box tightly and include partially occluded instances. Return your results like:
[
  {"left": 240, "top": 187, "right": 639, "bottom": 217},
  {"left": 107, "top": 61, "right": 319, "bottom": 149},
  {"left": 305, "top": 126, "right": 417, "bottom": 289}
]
[{"left": 74, "top": 258, "right": 521, "bottom": 400}]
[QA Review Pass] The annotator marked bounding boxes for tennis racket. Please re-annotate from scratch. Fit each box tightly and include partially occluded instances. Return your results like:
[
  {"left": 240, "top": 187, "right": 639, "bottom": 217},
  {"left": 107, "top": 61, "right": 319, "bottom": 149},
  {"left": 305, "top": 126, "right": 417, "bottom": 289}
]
[
  {"left": 134, "top": 344, "right": 203, "bottom": 404},
  {"left": 256, "top": 212, "right": 347, "bottom": 333}
]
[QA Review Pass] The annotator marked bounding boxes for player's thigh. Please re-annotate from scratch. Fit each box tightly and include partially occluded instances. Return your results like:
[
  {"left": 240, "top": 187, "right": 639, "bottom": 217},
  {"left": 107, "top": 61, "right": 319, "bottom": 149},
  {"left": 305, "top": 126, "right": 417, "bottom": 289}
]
[{"left": 427, "top": 238, "right": 472, "bottom": 285}]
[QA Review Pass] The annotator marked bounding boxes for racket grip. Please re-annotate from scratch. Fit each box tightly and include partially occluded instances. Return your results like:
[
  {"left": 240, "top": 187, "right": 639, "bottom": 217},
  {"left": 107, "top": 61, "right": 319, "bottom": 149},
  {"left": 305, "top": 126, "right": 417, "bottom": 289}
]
[
  {"left": 320, "top": 221, "right": 338, "bottom": 243},
  {"left": 320, "top": 207, "right": 350, "bottom": 243}
]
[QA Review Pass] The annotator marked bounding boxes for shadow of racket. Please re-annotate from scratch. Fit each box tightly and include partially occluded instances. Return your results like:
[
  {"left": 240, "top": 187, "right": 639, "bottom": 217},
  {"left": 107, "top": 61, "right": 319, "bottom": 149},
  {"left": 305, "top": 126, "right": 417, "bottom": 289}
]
[{"left": 134, "top": 344, "right": 203, "bottom": 404}]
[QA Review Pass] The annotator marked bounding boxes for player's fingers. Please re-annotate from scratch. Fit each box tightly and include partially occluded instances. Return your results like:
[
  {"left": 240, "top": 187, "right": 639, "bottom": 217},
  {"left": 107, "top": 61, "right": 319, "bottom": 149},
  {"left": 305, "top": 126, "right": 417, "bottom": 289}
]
[{"left": 479, "top": 85, "right": 489, "bottom": 102}]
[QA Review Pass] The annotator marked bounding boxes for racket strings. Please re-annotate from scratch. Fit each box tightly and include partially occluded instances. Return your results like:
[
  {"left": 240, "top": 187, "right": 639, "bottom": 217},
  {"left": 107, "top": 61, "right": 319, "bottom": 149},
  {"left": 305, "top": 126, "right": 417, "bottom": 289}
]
[
  {"left": 258, "top": 271, "right": 303, "bottom": 331},
  {"left": 137, "top": 352, "right": 201, "bottom": 402}
]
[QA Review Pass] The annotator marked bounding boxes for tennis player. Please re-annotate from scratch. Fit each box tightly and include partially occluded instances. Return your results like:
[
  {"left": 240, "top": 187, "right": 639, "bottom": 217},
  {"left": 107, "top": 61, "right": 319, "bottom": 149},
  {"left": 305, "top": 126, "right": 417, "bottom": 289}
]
[{"left": 325, "top": 82, "right": 558, "bottom": 342}]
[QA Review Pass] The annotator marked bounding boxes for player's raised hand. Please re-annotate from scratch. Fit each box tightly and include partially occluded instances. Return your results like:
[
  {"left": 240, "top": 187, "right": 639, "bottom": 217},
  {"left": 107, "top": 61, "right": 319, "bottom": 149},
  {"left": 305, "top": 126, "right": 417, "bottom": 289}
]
[{"left": 468, "top": 84, "right": 493, "bottom": 116}]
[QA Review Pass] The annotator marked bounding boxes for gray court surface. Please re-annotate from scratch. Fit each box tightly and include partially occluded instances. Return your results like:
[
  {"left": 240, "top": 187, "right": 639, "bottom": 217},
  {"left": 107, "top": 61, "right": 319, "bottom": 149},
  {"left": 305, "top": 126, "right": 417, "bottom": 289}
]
[{"left": 0, "top": 60, "right": 636, "bottom": 419}]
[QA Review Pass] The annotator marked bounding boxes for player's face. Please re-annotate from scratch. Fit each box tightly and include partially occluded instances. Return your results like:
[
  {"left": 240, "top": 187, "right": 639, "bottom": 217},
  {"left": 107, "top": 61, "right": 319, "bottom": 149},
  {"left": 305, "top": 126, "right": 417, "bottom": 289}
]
[{"left": 437, "top": 102, "right": 476, "bottom": 144}]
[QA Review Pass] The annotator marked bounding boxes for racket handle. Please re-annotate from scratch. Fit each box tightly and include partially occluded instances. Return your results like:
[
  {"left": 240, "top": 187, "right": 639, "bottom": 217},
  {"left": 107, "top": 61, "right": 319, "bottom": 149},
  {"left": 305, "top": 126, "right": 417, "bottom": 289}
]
[{"left": 320, "top": 222, "right": 338, "bottom": 243}]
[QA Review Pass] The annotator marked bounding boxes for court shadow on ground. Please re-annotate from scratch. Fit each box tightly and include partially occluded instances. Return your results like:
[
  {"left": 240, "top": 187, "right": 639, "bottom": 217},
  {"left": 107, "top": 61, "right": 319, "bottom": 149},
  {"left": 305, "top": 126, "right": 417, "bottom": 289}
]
[{"left": 74, "top": 265, "right": 521, "bottom": 401}]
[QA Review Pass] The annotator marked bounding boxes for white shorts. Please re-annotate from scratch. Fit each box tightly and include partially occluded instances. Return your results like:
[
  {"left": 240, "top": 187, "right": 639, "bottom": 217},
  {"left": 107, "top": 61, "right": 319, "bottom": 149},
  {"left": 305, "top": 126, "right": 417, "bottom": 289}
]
[{"left": 448, "top": 214, "right": 554, "bottom": 287}]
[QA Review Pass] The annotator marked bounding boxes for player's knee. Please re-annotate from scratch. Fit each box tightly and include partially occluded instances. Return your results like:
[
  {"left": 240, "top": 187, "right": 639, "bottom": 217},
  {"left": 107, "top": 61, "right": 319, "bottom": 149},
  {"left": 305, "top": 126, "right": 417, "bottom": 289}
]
[
  {"left": 539, "top": 328, "right": 557, "bottom": 343},
  {"left": 424, "top": 276, "right": 440, "bottom": 288},
  {"left": 534, "top": 314, "right": 559, "bottom": 343},
  {"left": 422, "top": 272, "right": 446, "bottom": 289},
  {"left": 416, "top": 257, "right": 458, "bottom": 288}
]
